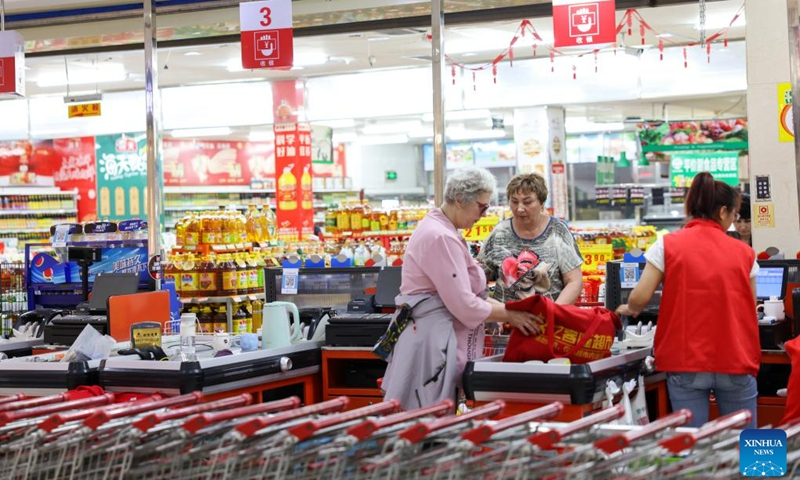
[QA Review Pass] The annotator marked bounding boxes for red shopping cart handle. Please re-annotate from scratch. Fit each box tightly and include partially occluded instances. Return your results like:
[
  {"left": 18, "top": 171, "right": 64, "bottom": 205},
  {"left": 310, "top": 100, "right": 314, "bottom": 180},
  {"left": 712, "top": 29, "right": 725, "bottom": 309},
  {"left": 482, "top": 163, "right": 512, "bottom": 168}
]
[
  {"left": 0, "top": 394, "right": 25, "bottom": 406},
  {"left": 594, "top": 409, "right": 693, "bottom": 455},
  {"left": 0, "top": 393, "right": 66, "bottom": 413},
  {"left": 83, "top": 391, "right": 203, "bottom": 431},
  {"left": 398, "top": 400, "right": 506, "bottom": 445},
  {"left": 38, "top": 394, "right": 163, "bottom": 433},
  {"left": 287, "top": 400, "right": 400, "bottom": 442},
  {"left": 658, "top": 409, "right": 752, "bottom": 454},
  {"left": 183, "top": 395, "right": 301, "bottom": 435},
  {"left": 0, "top": 393, "right": 115, "bottom": 427},
  {"left": 132, "top": 393, "right": 253, "bottom": 433},
  {"left": 234, "top": 396, "right": 349, "bottom": 438},
  {"left": 346, "top": 399, "right": 454, "bottom": 441},
  {"left": 528, "top": 405, "right": 625, "bottom": 450},
  {"left": 462, "top": 402, "right": 564, "bottom": 446}
]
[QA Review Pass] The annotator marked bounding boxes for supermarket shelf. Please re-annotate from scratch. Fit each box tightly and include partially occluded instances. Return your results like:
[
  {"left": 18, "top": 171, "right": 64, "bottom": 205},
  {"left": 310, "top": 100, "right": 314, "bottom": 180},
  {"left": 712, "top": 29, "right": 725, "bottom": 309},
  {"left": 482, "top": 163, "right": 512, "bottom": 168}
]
[
  {"left": 0, "top": 187, "right": 77, "bottom": 196},
  {"left": 315, "top": 189, "right": 356, "bottom": 194},
  {"left": 164, "top": 186, "right": 275, "bottom": 194},
  {"left": 164, "top": 205, "right": 274, "bottom": 212},
  {"left": 0, "top": 227, "right": 51, "bottom": 234},
  {"left": 180, "top": 292, "right": 265, "bottom": 304},
  {"left": 333, "top": 230, "right": 414, "bottom": 237},
  {"left": 0, "top": 209, "right": 77, "bottom": 216}
]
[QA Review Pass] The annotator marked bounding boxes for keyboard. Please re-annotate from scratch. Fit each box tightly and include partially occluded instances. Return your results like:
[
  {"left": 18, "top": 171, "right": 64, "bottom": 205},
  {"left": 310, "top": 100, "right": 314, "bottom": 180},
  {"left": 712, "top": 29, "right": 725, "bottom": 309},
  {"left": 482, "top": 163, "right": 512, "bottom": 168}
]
[{"left": 51, "top": 314, "right": 107, "bottom": 325}]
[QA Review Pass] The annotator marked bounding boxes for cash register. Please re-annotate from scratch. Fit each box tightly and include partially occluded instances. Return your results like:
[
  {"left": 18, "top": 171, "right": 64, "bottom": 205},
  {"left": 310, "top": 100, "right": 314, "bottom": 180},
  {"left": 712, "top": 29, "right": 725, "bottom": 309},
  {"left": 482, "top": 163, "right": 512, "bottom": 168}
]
[
  {"left": 755, "top": 263, "right": 791, "bottom": 349},
  {"left": 44, "top": 272, "right": 140, "bottom": 345},
  {"left": 325, "top": 267, "right": 402, "bottom": 347}
]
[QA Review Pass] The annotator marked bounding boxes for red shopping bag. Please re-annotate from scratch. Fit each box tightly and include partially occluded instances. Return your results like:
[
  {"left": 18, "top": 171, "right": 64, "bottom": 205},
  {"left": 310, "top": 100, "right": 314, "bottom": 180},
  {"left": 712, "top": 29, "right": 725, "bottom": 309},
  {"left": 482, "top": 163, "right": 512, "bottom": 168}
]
[
  {"left": 503, "top": 294, "right": 621, "bottom": 364},
  {"left": 780, "top": 336, "right": 800, "bottom": 425}
]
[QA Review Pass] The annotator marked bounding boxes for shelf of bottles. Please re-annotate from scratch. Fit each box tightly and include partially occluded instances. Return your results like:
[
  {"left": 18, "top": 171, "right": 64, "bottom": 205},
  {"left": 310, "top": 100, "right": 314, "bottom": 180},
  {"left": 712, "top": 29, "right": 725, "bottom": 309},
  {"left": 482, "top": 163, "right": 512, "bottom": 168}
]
[
  {"left": 0, "top": 191, "right": 78, "bottom": 245},
  {"left": 163, "top": 190, "right": 275, "bottom": 230},
  {"left": 0, "top": 262, "right": 26, "bottom": 338}
]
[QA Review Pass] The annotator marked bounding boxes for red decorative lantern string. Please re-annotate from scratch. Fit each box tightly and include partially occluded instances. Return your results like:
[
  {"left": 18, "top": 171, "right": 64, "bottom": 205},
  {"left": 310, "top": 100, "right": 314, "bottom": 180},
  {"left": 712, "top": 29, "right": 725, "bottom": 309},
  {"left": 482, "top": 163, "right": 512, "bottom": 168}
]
[
  {"left": 550, "top": 50, "right": 555, "bottom": 73},
  {"left": 572, "top": 64, "right": 577, "bottom": 80},
  {"left": 639, "top": 21, "right": 646, "bottom": 45},
  {"left": 451, "top": 66, "right": 457, "bottom": 85},
  {"left": 472, "top": 71, "right": 477, "bottom": 91},
  {"left": 706, "top": 42, "right": 712, "bottom": 63},
  {"left": 627, "top": 12, "right": 633, "bottom": 36},
  {"left": 492, "top": 64, "right": 498, "bottom": 84},
  {"left": 683, "top": 47, "right": 688, "bottom": 68},
  {"left": 658, "top": 39, "right": 664, "bottom": 60},
  {"left": 594, "top": 50, "right": 599, "bottom": 73}
]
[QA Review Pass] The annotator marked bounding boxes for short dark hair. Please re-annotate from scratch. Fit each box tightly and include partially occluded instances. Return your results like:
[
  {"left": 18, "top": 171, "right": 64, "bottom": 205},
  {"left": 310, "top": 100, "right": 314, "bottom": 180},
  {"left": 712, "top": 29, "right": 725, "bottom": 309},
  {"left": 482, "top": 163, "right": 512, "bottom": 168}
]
[
  {"left": 739, "top": 193, "right": 751, "bottom": 220},
  {"left": 506, "top": 173, "right": 548, "bottom": 204},
  {"left": 684, "top": 172, "right": 740, "bottom": 221}
]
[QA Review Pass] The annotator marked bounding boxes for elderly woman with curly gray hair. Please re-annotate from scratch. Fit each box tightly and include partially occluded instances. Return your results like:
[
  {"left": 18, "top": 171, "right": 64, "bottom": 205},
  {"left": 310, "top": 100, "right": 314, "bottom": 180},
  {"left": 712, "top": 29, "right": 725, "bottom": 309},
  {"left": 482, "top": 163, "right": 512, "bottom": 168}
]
[{"left": 381, "top": 166, "right": 542, "bottom": 410}]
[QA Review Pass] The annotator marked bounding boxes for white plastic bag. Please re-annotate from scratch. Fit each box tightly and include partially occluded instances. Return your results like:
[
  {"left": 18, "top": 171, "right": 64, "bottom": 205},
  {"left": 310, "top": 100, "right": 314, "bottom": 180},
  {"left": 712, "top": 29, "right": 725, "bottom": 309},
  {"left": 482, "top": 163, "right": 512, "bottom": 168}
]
[
  {"left": 631, "top": 374, "right": 650, "bottom": 425},
  {"left": 620, "top": 379, "right": 637, "bottom": 426},
  {"left": 603, "top": 379, "right": 620, "bottom": 409},
  {"left": 61, "top": 325, "right": 116, "bottom": 362}
]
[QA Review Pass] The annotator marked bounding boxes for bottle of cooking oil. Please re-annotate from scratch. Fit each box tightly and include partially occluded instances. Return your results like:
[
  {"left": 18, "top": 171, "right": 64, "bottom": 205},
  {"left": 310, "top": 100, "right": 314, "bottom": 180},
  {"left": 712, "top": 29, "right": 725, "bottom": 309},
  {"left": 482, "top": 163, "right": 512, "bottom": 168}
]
[
  {"left": 180, "top": 254, "right": 200, "bottom": 298},
  {"left": 163, "top": 255, "right": 181, "bottom": 296},
  {"left": 337, "top": 203, "right": 351, "bottom": 232},
  {"left": 198, "top": 305, "right": 214, "bottom": 334},
  {"left": 197, "top": 254, "right": 218, "bottom": 297},
  {"left": 232, "top": 303, "right": 247, "bottom": 334},
  {"left": 241, "top": 300, "right": 254, "bottom": 333},
  {"left": 278, "top": 165, "right": 298, "bottom": 210},
  {"left": 252, "top": 297, "right": 264, "bottom": 332},
  {"left": 253, "top": 252, "right": 266, "bottom": 293},
  {"left": 213, "top": 304, "right": 228, "bottom": 332},
  {"left": 350, "top": 203, "right": 364, "bottom": 233},
  {"left": 301, "top": 165, "right": 313, "bottom": 210},
  {"left": 235, "top": 254, "right": 249, "bottom": 296},
  {"left": 175, "top": 216, "right": 186, "bottom": 247},
  {"left": 219, "top": 254, "right": 238, "bottom": 296},
  {"left": 185, "top": 212, "right": 201, "bottom": 246},
  {"left": 236, "top": 211, "right": 248, "bottom": 244}
]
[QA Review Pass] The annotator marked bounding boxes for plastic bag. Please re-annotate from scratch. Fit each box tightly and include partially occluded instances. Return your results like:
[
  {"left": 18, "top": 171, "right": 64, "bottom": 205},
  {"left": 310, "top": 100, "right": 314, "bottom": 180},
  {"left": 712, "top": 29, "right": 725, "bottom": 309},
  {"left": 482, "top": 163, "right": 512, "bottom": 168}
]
[
  {"left": 61, "top": 325, "right": 116, "bottom": 362},
  {"left": 620, "top": 379, "right": 637, "bottom": 426},
  {"left": 631, "top": 374, "right": 650, "bottom": 425}
]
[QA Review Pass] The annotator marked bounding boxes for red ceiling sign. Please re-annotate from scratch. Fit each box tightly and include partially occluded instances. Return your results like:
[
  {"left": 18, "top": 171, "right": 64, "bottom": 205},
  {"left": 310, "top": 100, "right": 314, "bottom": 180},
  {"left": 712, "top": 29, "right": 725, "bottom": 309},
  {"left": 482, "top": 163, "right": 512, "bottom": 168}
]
[
  {"left": 552, "top": 0, "right": 616, "bottom": 49},
  {"left": 240, "top": 0, "right": 294, "bottom": 69},
  {"left": 0, "top": 31, "right": 25, "bottom": 97}
]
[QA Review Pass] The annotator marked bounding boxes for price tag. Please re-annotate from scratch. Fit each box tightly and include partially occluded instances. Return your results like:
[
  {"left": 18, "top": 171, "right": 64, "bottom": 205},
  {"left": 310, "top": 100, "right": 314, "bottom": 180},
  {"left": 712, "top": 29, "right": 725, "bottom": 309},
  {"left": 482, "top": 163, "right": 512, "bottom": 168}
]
[
  {"left": 281, "top": 267, "right": 299, "bottom": 294},
  {"left": 579, "top": 244, "right": 614, "bottom": 273},
  {"left": 52, "top": 224, "right": 70, "bottom": 247},
  {"left": 462, "top": 217, "right": 499, "bottom": 242}
]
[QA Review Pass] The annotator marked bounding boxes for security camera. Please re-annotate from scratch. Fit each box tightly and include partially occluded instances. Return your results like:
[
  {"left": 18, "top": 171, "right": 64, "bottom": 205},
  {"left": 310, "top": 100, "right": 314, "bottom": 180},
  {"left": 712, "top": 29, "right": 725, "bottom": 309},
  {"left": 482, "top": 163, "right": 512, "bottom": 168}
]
[
  {"left": 623, "top": 46, "right": 644, "bottom": 57},
  {"left": 368, "top": 55, "right": 377, "bottom": 67}
]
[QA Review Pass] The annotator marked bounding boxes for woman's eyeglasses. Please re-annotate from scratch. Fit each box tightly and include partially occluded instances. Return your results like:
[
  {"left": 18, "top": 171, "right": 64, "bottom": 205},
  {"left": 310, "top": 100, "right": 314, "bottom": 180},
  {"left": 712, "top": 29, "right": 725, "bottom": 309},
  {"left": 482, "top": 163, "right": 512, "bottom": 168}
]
[{"left": 476, "top": 201, "right": 490, "bottom": 215}]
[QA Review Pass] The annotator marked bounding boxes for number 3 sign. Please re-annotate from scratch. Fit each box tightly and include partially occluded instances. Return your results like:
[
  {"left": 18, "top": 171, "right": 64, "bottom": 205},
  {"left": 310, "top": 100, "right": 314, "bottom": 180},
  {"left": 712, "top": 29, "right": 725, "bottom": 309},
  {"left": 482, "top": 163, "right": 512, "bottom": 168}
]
[{"left": 240, "top": 0, "right": 294, "bottom": 69}]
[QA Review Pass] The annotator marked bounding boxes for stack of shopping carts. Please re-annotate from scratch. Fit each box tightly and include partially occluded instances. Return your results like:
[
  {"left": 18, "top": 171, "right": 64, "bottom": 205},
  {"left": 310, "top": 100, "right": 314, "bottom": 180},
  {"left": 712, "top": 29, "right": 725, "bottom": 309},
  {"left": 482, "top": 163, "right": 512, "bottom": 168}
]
[{"left": 0, "top": 390, "right": 797, "bottom": 480}]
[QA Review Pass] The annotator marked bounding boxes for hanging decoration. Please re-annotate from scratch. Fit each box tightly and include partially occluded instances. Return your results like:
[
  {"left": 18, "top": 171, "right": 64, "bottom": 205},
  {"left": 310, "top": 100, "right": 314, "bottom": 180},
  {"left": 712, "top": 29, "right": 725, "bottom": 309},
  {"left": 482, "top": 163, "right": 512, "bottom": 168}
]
[{"left": 434, "top": 2, "right": 744, "bottom": 89}]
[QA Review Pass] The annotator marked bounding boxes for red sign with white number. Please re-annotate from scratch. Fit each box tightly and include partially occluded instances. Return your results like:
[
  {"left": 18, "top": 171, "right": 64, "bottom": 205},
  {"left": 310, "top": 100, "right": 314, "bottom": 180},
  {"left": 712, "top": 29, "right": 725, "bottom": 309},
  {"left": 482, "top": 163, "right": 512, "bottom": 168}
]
[
  {"left": 240, "top": 0, "right": 293, "bottom": 69},
  {"left": 552, "top": 0, "right": 616, "bottom": 49}
]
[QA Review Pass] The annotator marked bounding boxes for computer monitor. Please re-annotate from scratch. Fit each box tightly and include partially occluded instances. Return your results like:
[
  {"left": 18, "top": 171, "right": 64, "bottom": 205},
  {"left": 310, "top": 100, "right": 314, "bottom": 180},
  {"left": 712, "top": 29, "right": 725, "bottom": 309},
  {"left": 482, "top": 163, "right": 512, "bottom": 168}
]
[
  {"left": 373, "top": 267, "right": 402, "bottom": 309},
  {"left": 755, "top": 266, "right": 788, "bottom": 301},
  {"left": 88, "top": 273, "right": 140, "bottom": 312}
]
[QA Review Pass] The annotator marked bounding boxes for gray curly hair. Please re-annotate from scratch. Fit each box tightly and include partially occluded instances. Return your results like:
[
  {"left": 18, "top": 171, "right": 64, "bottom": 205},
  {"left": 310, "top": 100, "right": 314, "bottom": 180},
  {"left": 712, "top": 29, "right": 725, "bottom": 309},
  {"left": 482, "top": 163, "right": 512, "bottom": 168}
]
[{"left": 443, "top": 166, "right": 497, "bottom": 205}]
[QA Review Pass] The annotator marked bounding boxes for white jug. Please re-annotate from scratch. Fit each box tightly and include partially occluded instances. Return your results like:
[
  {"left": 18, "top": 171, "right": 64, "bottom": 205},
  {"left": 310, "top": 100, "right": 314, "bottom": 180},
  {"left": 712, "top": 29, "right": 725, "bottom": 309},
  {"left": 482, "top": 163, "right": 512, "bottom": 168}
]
[{"left": 262, "top": 301, "right": 301, "bottom": 349}]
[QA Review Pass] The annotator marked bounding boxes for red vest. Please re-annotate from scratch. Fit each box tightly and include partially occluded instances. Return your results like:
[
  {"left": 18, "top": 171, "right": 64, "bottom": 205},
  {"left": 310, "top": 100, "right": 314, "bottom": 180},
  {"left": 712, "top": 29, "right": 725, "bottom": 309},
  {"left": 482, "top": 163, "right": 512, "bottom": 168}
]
[{"left": 657, "top": 219, "right": 761, "bottom": 376}]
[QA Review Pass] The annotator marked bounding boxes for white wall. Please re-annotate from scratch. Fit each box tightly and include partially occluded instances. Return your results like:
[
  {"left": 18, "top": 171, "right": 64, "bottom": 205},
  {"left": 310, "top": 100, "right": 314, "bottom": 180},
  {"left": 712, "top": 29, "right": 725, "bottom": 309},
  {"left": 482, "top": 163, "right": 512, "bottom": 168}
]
[{"left": 358, "top": 144, "right": 421, "bottom": 195}]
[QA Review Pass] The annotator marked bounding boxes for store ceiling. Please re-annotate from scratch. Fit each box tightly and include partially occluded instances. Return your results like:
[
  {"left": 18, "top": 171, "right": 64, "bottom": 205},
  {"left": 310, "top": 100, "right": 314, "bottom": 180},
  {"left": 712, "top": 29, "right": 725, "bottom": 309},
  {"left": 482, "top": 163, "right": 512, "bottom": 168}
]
[{"left": 5, "top": 0, "right": 748, "bottom": 140}]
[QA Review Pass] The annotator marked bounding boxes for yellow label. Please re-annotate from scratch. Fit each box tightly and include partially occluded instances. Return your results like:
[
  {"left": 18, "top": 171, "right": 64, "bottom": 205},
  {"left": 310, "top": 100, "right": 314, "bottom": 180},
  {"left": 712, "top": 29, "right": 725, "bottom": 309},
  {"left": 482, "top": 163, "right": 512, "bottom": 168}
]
[
  {"left": 132, "top": 327, "right": 161, "bottom": 348},
  {"left": 180, "top": 272, "right": 199, "bottom": 291},
  {"left": 755, "top": 203, "right": 775, "bottom": 228},
  {"left": 198, "top": 272, "right": 217, "bottom": 292},
  {"left": 238, "top": 270, "right": 249, "bottom": 289},
  {"left": 164, "top": 273, "right": 181, "bottom": 290},
  {"left": 68, "top": 102, "right": 102, "bottom": 118},
  {"left": 779, "top": 82, "right": 794, "bottom": 142},
  {"left": 462, "top": 216, "right": 499, "bottom": 242},
  {"left": 213, "top": 322, "right": 227, "bottom": 333},
  {"left": 222, "top": 271, "right": 238, "bottom": 291},
  {"left": 579, "top": 244, "right": 614, "bottom": 272},
  {"left": 201, "top": 232, "right": 217, "bottom": 245},
  {"left": 185, "top": 232, "right": 200, "bottom": 246}
]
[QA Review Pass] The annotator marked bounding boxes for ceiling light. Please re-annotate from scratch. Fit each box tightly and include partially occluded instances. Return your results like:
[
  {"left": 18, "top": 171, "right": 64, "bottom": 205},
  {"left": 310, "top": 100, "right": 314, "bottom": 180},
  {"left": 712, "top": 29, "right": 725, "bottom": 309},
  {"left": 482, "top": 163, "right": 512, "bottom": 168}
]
[
  {"left": 358, "top": 134, "right": 408, "bottom": 145},
  {"left": 565, "top": 118, "right": 625, "bottom": 133},
  {"left": 184, "top": 51, "right": 202, "bottom": 56},
  {"left": 694, "top": 16, "right": 745, "bottom": 31},
  {"left": 248, "top": 131, "right": 275, "bottom": 142},
  {"left": 294, "top": 52, "right": 329, "bottom": 67},
  {"left": 332, "top": 132, "right": 358, "bottom": 143},
  {"left": 362, "top": 120, "right": 421, "bottom": 135},
  {"left": 368, "top": 36, "right": 390, "bottom": 42},
  {"left": 657, "top": 33, "right": 673, "bottom": 38},
  {"left": 290, "top": 66, "right": 305, "bottom": 71},
  {"left": 36, "top": 64, "right": 127, "bottom": 88},
  {"left": 447, "top": 130, "right": 506, "bottom": 141},
  {"left": 314, "top": 119, "right": 356, "bottom": 129},
  {"left": 170, "top": 127, "right": 232, "bottom": 138},
  {"left": 422, "top": 109, "right": 492, "bottom": 122}
]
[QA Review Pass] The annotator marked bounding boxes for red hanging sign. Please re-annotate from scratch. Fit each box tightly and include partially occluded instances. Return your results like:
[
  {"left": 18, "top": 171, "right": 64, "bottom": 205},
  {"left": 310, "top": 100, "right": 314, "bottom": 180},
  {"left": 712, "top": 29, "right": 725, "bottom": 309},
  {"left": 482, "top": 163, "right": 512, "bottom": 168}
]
[
  {"left": 0, "top": 31, "right": 25, "bottom": 97},
  {"left": 240, "top": 0, "right": 294, "bottom": 69},
  {"left": 552, "top": 0, "right": 616, "bottom": 49},
  {"left": 274, "top": 123, "right": 313, "bottom": 242}
]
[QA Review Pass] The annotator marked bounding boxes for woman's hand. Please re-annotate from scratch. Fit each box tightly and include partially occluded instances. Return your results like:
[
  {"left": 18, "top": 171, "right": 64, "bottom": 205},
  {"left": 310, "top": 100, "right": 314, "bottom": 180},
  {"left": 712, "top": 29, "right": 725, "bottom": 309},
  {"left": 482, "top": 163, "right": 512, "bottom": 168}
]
[
  {"left": 615, "top": 304, "right": 638, "bottom": 318},
  {"left": 506, "top": 310, "right": 544, "bottom": 336}
]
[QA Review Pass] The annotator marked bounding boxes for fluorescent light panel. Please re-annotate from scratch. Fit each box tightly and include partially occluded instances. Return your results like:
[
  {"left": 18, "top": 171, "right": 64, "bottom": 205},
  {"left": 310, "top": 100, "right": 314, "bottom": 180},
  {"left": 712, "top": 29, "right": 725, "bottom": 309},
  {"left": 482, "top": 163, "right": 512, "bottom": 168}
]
[
  {"left": 170, "top": 127, "right": 232, "bottom": 138},
  {"left": 447, "top": 130, "right": 506, "bottom": 141},
  {"left": 358, "top": 134, "right": 408, "bottom": 145},
  {"left": 37, "top": 65, "right": 127, "bottom": 88},
  {"left": 362, "top": 120, "right": 421, "bottom": 135}
]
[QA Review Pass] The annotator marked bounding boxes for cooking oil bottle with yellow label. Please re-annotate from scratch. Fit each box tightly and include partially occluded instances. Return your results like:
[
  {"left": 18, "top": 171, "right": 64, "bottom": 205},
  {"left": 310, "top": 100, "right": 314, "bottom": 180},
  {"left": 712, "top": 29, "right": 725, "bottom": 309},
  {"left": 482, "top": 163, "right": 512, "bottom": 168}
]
[
  {"left": 300, "top": 165, "right": 313, "bottom": 210},
  {"left": 278, "top": 165, "right": 297, "bottom": 210}
]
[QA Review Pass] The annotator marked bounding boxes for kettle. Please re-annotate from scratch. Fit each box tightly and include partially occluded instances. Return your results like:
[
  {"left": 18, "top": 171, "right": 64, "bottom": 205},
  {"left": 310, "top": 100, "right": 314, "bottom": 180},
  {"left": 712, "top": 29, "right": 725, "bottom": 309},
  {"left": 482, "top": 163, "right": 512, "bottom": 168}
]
[{"left": 262, "top": 301, "right": 302, "bottom": 349}]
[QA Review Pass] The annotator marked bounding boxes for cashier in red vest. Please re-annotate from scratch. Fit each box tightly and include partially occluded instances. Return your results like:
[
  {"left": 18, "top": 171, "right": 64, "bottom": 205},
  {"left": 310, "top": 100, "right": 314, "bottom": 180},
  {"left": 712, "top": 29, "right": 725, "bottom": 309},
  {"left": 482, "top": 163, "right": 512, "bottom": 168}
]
[{"left": 616, "top": 172, "right": 760, "bottom": 429}]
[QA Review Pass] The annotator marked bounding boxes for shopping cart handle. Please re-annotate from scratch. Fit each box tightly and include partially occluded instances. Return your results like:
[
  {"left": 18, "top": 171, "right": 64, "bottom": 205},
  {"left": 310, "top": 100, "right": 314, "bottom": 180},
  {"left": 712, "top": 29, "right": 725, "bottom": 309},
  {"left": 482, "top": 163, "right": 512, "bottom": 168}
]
[
  {"left": 37, "top": 394, "right": 162, "bottom": 433},
  {"left": 0, "top": 393, "right": 115, "bottom": 428},
  {"left": 0, "top": 393, "right": 67, "bottom": 413},
  {"left": 594, "top": 409, "right": 692, "bottom": 455},
  {"left": 462, "top": 402, "right": 564, "bottom": 446},
  {"left": 783, "top": 420, "right": 800, "bottom": 440},
  {"left": 346, "top": 399, "right": 454, "bottom": 441},
  {"left": 234, "top": 396, "right": 349, "bottom": 438},
  {"left": 82, "top": 391, "right": 203, "bottom": 431},
  {"left": 528, "top": 405, "right": 625, "bottom": 450},
  {"left": 0, "top": 394, "right": 25, "bottom": 406},
  {"left": 183, "top": 395, "right": 301, "bottom": 435},
  {"left": 658, "top": 409, "right": 752, "bottom": 454},
  {"left": 398, "top": 400, "right": 506, "bottom": 445},
  {"left": 288, "top": 400, "right": 400, "bottom": 442},
  {"left": 132, "top": 393, "right": 253, "bottom": 433}
]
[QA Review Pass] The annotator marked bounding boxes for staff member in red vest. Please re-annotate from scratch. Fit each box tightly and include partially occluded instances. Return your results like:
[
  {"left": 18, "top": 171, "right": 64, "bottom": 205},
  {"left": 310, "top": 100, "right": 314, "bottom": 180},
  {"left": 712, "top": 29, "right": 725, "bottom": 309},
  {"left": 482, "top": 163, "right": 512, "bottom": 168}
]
[{"left": 616, "top": 172, "right": 760, "bottom": 428}]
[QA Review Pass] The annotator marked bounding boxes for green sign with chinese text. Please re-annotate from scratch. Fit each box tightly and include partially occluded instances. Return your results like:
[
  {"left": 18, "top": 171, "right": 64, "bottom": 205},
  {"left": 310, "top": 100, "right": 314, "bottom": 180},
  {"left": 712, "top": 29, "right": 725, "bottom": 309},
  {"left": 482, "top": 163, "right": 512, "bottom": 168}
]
[{"left": 670, "top": 152, "right": 739, "bottom": 188}]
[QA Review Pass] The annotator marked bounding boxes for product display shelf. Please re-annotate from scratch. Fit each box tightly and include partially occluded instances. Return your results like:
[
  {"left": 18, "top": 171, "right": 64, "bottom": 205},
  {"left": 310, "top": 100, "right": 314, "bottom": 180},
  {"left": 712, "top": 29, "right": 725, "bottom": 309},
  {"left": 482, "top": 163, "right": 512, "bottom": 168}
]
[
  {"left": 180, "top": 292, "right": 266, "bottom": 332},
  {"left": 0, "top": 189, "right": 78, "bottom": 241},
  {"left": 172, "top": 243, "right": 253, "bottom": 255}
]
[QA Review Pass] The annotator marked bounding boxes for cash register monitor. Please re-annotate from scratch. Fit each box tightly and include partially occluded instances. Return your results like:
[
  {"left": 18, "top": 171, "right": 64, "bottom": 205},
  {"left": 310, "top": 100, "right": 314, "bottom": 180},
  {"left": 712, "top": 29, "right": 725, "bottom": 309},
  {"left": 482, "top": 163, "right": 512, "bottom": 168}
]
[
  {"left": 755, "top": 266, "right": 788, "bottom": 301},
  {"left": 373, "top": 267, "right": 402, "bottom": 309},
  {"left": 83, "top": 272, "right": 140, "bottom": 314}
]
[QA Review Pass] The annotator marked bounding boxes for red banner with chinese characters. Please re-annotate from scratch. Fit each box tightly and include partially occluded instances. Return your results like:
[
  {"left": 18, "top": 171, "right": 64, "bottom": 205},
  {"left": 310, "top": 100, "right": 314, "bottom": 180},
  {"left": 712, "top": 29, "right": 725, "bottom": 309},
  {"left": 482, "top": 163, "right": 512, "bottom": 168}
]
[
  {"left": 240, "top": 0, "right": 294, "bottom": 69},
  {"left": 162, "top": 139, "right": 274, "bottom": 186},
  {"left": 274, "top": 123, "right": 313, "bottom": 241},
  {"left": 553, "top": 0, "right": 616, "bottom": 49},
  {"left": 52, "top": 137, "right": 98, "bottom": 222}
]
